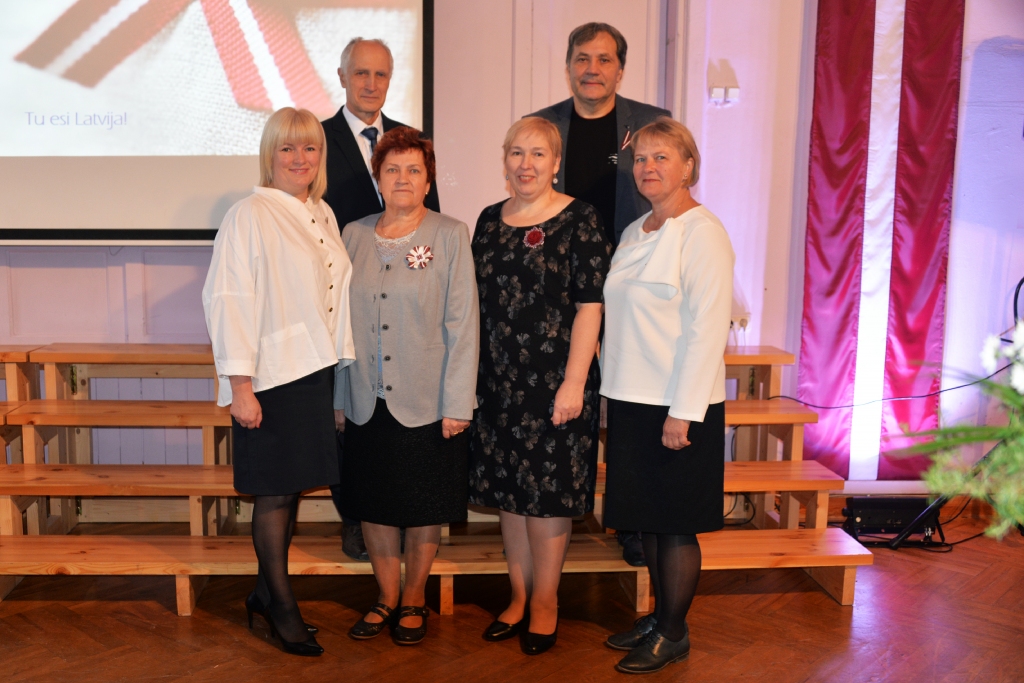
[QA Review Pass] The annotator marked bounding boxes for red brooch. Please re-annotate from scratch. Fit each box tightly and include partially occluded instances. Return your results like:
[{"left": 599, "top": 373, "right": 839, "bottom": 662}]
[
  {"left": 405, "top": 245, "right": 434, "bottom": 269},
  {"left": 523, "top": 227, "right": 545, "bottom": 248}
]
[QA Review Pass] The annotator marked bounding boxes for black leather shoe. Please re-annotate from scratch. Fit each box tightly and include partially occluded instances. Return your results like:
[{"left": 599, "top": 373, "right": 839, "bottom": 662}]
[
  {"left": 349, "top": 602, "right": 395, "bottom": 640},
  {"left": 266, "top": 613, "right": 324, "bottom": 657},
  {"left": 392, "top": 605, "right": 429, "bottom": 645},
  {"left": 483, "top": 615, "right": 526, "bottom": 642},
  {"left": 615, "top": 629, "right": 690, "bottom": 674},
  {"left": 605, "top": 614, "right": 657, "bottom": 651},
  {"left": 618, "top": 531, "right": 646, "bottom": 567},
  {"left": 520, "top": 628, "right": 557, "bottom": 655},
  {"left": 245, "top": 592, "right": 318, "bottom": 634},
  {"left": 342, "top": 523, "right": 369, "bottom": 561}
]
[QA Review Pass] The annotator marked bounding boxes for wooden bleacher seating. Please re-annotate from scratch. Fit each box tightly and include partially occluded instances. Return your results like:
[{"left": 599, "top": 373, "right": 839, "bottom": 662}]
[
  {"left": 0, "top": 528, "right": 872, "bottom": 617},
  {"left": 5, "top": 399, "right": 231, "bottom": 466}
]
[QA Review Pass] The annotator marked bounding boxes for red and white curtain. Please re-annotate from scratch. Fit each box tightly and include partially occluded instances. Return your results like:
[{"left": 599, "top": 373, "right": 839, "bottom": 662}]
[
  {"left": 16, "top": 0, "right": 334, "bottom": 117},
  {"left": 798, "top": 0, "right": 965, "bottom": 480}
]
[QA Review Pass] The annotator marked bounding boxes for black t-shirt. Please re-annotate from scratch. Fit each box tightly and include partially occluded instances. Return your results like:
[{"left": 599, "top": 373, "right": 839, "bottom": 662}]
[{"left": 564, "top": 107, "right": 619, "bottom": 245}]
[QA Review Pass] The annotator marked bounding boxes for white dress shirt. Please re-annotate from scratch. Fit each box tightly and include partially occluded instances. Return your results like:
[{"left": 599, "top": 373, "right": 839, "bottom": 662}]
[
  {"left": 203, "top": 186, "right": 356, "bottom": 406},
  {"left": 342, "top": 105, "right": 384, "bottom": 201},
  {"left": 600, "top": 205, "right": 734, "bottom": 421}
]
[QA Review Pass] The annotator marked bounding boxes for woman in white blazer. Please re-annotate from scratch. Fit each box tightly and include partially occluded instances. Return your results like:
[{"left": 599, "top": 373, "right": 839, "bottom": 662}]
[
  {"left": 203, "top": 108, "right": 355, "bottom": 657},
  {"left": 337, "top": 126, "right": 479, "bottom": 646},
  {"left": 600, "top": 118, "right": 734, "bottom": 674}
]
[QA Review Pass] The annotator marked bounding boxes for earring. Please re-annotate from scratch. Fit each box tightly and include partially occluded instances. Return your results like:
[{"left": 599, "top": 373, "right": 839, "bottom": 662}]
[
  {"left": 553, "top": 177, "right": 558, "bottom": 185},
  {"left": 505, "top": 174, "right": 509, "bottom": 180}
]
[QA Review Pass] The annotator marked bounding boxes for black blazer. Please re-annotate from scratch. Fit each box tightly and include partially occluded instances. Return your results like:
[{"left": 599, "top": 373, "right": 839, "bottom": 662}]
[
  {"left": 528, "top": 95, "right": 670, "bottom": 243},
  {"left": 321, "top": 108, "right": 441, "bottom": 233}
]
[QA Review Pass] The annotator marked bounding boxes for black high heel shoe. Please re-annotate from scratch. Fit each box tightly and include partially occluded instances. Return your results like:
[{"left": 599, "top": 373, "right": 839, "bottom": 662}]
[
  {"left": 265, "top": 612, "right": 324, "bottom": 657},
  {"left": 391, "top": 605, "right": 429, "bottom": 645},
  {"left": 245, "top": 592, "right": 318, "bottom": 634}
]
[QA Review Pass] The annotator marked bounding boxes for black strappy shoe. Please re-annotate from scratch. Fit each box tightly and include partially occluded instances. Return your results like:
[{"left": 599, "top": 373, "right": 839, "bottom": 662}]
[
  {"left": 391, "top": 605, "right": 429, "bottom": 645},
  {"left": 348, "top": 602, "right": 396, "bottom": 640}
]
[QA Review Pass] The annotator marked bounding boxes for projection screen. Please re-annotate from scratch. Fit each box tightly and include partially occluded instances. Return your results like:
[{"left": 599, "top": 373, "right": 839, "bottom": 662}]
[{"left": 0, "top": 0, "right": 429, "bottom": 244}]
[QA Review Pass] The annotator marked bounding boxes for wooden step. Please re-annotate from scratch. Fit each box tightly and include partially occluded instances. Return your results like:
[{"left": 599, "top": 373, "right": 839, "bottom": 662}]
[
  {"left": 0, "top": 465, "right": 237, "bottom": 497},
  {"left": 29, "top": 343, "right": 214, "bottom": 365},
  {"left": 0, "top": 528, "right": 872, "bottom": 615},
  {"left": 723, "top": 345, "right": 795, "bottom": 366},
  {"left": 596, "top": 460, "right": 842, "bottom": 494},
  {"left": 725, "top": 399, "right": 818, "bottom": 425},
  {"left": 5, "top": 400, "right": 230, "bottom": 428}
]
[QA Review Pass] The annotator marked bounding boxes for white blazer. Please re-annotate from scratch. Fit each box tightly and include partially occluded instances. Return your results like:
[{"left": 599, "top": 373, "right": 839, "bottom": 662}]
[{"left": 203, "top": 186, "right": 356, "bottom": 406}]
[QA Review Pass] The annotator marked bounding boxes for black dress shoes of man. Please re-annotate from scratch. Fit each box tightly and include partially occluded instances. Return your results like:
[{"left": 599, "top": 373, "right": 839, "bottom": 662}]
[
  {"left": 605, "top": 614, "right": 657, "bottom": 651},
  {"left": 617, "top": 531, "right": 646, "bottom": 567},
  {"left": 520, "top": 628, "right": 557, "bottom": 655},
  {"left": 614, "top": 629, "right": 690, "bottom": 674},
  {"left": 483, "top": 614, "right": 527, "bottom": 642},
  {"left": 342, "top": 523, "right": 370, "bottom": 561}
]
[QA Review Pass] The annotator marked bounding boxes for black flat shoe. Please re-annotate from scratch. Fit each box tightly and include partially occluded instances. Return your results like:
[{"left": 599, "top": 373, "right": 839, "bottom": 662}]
[
  {"left": 392, "top": 605, "right": 429, "bottom": 645},
  {"left": 266, "top": 613, "right": 324, "bottom": 657},
  {"left": 349, "top": 602, "right": 396, "bottom": 640},
  {"left": 605, "top": 614, "right": 658, "bottom": 651},
  {"left": 483, "top": 615, "right": 527, "bottom": 642},
  {"left": 615, "top": 629, "right": 690, "bottom": 674},
  {"left": 520, "top": 628, "right": 557, "bottom": 655},
  {"left": 618, "top": 531, "right": 646, "bottom": 567},
  {"left": 245, "top": 592, "right": 318, "bottom": 634}
]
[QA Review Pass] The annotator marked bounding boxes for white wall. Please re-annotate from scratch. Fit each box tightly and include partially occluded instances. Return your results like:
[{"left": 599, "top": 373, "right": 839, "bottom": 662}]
[
  {"left": 940, "top": 0, "right": 1024, "bottom": 451},
  {"left": 1, "top": 0, "right": 1020, "bottom": 464}
]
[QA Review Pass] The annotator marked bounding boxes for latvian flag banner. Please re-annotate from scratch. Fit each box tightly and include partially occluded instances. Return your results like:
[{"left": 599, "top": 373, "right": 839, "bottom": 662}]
[{"left": 798, "top": 0, "right": 966, "bottom": 480}]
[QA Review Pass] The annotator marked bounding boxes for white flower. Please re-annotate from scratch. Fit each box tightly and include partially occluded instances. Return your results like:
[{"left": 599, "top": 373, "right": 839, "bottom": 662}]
[
  {"left": 1011, "top": 363, "right": 1024, "bottom": 395},
  {"left": 980, "top": 335, "right": 1002, "bottom": 374},
  {"left": 1011, "top": 320, "right": 1024, "bottom": 358}
]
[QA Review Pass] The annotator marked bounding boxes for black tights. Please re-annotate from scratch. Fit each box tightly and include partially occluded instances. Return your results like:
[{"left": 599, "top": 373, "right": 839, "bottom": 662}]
[
  {"left": 251, "top": 493, "right": 307, "bottom": 643},
  {"left": 642, "top": 533, "right": 701, "bottom": 642}
]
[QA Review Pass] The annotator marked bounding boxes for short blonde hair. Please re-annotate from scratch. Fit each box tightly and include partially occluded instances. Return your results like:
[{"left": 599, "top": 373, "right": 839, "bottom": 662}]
[
  {"left": 630, "top": 117, "right": 701, "bottom": 188},
  {"left": 504, "top": 117, "right": 563, "bottom": 160},
  {"left": 259, "top": 107, "right": 328, "bottom": 202}
]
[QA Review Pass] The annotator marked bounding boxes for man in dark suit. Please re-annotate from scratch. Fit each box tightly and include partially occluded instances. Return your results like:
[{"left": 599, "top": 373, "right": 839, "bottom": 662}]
[
  {"left": 528, "top": 22, "right": 669, "bottom": 247},
  {"left": 529, "top": 23, "right": 670, "bottom": 566},
  {"left": 322, "top": 38, "right": 440, "bottom": 561},
  {"left": 322, "top": 38, "right": 440, "bottom": 234}
]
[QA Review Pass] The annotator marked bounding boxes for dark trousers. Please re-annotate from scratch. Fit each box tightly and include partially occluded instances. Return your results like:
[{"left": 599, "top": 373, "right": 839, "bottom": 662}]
[{"left": 328, "top": 431, "right": 360, "bottom": 526}]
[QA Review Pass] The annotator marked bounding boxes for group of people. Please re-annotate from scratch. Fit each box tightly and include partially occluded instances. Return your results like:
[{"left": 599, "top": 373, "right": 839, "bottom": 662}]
[{"left": 202, "top": 22, "right": 734, "bottom": 676}]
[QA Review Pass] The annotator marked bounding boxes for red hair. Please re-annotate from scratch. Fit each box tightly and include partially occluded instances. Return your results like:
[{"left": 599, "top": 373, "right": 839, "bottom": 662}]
[{"left": 370, "top": 126, "right": 437, "bottom": 185}]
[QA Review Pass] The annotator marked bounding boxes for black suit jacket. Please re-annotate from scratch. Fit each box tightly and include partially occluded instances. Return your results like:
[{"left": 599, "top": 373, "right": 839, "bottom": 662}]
[
  {"left": 321, "top": 108, "right": 441, "bottom": 233},
  {"left": 528, "top": 95, "right": 670, "bottom": 242}
]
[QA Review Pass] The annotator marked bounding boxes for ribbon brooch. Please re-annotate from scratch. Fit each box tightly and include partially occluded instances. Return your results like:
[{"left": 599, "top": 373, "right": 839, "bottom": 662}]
[{"left": 405, "top": 245, "right": 434, "bottom": 269}]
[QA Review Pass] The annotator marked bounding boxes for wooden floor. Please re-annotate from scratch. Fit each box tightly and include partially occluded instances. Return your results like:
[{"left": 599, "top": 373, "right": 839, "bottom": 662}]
[{"left": 1, "top": 512, "right": 1022, "bottom": 682}]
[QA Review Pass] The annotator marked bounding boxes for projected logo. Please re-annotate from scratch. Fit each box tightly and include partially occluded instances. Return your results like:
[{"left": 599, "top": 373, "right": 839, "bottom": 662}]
[{"left": 17, "top": 0, "right": 335, "bottom": 117}]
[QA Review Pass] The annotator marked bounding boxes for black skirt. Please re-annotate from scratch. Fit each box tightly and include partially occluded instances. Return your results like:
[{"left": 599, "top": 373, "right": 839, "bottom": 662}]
[
  {"left": 340, "top": 398, "right": 469, "bottom": 527},
  {"left": 232, "top": 366, "right": 340, "bottom": 496},
  {"left": 604, "top": 399, "right": 725, "bottom": 535}
]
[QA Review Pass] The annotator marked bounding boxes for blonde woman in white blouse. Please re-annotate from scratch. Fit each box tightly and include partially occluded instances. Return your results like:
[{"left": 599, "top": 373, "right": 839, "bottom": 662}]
[
  {"left": 600, "top": 117, "right": 734, "bottom": 674},
  {"left": 203, "top": 108, "right": 355, "bottom": 658}
]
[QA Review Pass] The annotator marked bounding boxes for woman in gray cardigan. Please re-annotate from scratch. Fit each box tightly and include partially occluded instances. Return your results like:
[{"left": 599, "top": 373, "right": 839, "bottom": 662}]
[{"left": 335, "top": 126, "right": 479, "bottom": 646}]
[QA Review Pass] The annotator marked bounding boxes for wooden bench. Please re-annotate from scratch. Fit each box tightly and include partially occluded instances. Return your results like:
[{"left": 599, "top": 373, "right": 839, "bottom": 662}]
[
  {"left": 0, "top": 528, "right": 873, "bottom": 617},
  {"left": 1, "top": 346, "right": 41, "bottom": 402},
  {"left": 596, "top": 459, "right": 844, "bottom": 530}
]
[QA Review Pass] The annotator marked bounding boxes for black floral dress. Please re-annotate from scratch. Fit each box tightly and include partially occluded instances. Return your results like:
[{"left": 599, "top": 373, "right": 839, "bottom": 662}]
[{"left": 469, "top": 198, "right": 611, "bottom": 517}]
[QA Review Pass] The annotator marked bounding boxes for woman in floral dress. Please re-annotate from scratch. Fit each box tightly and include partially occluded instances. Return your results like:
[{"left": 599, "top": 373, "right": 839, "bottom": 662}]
[{"left": 470, "top": 116, "right": 611, "bottom": 654}]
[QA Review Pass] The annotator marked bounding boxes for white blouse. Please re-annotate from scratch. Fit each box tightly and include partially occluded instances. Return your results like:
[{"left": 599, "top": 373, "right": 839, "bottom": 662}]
[
  {"left": 600, "top": 205, "right": 734, "bottom": 421},
  {"left": 202, "top": 186, "right": 356, "bottom": 406}
]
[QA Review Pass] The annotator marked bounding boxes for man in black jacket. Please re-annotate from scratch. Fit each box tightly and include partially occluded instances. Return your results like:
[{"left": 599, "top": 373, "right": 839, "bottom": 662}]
[
  {"left": 529, "top": 23, "right": 670, "bottom": 565},
  {"left": 322, "top": 38, "right": 440, "bottom": 561},
  {"left": 527, "top": 22, "right": 669, "bottom": 247},
  {"left": 322, "top": 38, "right": 440, "bottom": 234}
]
